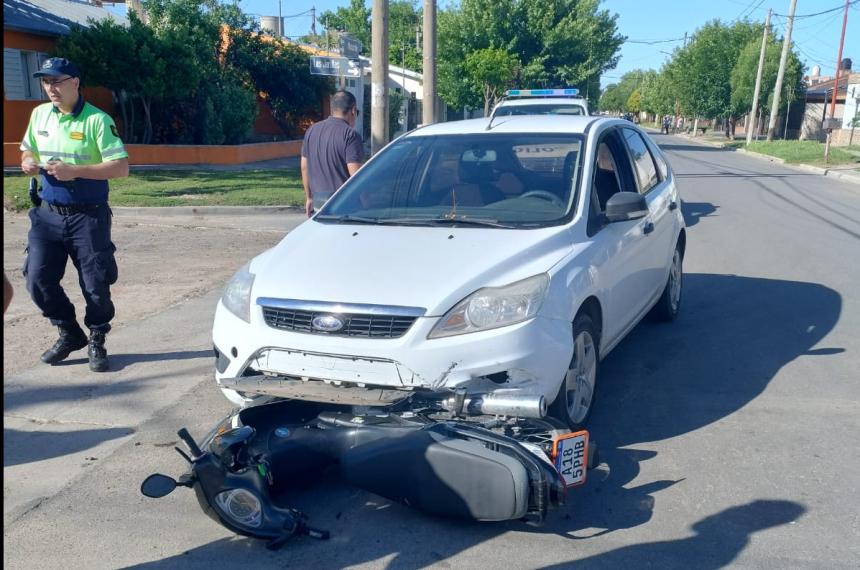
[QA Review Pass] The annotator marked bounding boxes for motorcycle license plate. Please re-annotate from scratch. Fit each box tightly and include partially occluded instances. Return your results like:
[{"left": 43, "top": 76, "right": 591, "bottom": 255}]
[{"left": 553, "top": 430, "right": 589, "bottom": 488}]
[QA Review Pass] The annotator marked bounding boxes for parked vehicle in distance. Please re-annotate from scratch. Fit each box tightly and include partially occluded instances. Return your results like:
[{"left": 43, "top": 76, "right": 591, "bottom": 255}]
[{"left": 213, "top": 114, "right": 685, "bottom": 430}]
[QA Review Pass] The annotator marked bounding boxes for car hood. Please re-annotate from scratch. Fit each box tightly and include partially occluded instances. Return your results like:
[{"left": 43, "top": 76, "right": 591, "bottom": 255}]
[{"left": 250, "top": 220, "right": 573, "bottom": 316}]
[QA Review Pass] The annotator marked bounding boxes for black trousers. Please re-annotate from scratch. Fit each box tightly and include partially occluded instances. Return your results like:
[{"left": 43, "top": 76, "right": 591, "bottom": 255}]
[{"left": 23, "top": 203, "right": 118, "bottom": 332}]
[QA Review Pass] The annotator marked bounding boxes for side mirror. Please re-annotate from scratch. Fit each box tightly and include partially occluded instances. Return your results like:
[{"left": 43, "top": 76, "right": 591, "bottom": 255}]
[
  {"left": 141, "top": 473, "right": 178, "bottom": 498},
  {"left": 605, "top": 192, "right": 648, "bottom": 223}
]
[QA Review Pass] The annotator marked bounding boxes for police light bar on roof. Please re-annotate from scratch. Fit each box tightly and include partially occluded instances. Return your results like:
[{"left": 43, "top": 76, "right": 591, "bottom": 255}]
[{"left": 506, "top": 88, "right": 580, "bottom": 97}]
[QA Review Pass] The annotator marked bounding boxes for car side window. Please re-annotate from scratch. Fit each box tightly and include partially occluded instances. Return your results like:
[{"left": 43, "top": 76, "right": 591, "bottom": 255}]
[
  {"left": 587, "top": 130, "right": 636, "bottom": 236},
  {"left": 645, "top": 137, "right": 670, "bottom": 181},
  {"left": 621, "top": 128, "right": 660, "bottom": 194}
]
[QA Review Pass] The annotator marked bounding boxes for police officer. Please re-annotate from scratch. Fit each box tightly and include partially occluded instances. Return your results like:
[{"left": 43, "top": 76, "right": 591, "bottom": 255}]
[{"left": 20, "top": 57, "right": 129, "bottom": 372}]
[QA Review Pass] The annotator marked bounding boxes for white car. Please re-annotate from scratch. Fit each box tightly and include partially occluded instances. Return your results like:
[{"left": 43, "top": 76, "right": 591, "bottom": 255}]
[
  {"left": 213, "top": 115, "right": 685, "bottom": 429},
  {"left": 491, "top": 88, "right": 590, "bottom": 118}
]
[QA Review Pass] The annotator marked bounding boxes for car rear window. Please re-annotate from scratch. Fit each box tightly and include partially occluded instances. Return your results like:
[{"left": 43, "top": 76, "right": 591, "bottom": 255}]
[{"left": 494, "top": 104, "right": 586, "bottom": 116}]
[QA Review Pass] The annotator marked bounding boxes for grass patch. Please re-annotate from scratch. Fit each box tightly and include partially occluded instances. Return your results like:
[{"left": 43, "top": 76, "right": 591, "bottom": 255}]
[
  {"left": 743, "top": 141, "right": 860, "bottom": 167},
  {"left": 3, "top": 168, "right": 304, "bottom": 211}
]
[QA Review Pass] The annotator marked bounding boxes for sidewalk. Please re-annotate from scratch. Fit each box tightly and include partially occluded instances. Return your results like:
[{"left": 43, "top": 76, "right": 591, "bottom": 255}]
[{"left": 670, "top": 132, "right": 860, "bottom": 186}]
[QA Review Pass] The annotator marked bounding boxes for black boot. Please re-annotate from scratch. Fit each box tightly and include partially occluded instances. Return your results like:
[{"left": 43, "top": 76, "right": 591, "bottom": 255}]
[
  {"left": 88, "top": 330, "right": 110, "bottom": 372},
  {"left": 41, "top": 323, "right": 88, "bottom": 364}
]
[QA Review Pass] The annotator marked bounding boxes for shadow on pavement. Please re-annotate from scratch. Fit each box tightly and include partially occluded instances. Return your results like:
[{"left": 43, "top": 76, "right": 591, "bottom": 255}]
[
  {"left": 3, "top": 426, "right": 133, "bottom": 466},
  {"left": 48, "top": 349, "right": 212, "bottom": 372},
  {"left": 108, "top": 350, "right": 213, "bottom": 372},
  {"left": 656, "top": 141, "right": 729, "bottom": 153},
  {"left": 681, "top": 201, "right": 718, "bottom": 227},
  {"left": 545, "top": 500, "right": 806, "bottom": 569},
  {"left": 127, "top": 273, "right": 838, "bottom": 567}
]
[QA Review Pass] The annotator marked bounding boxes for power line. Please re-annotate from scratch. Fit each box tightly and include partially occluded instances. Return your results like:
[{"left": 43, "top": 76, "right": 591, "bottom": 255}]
[
  {"left": 776, "top": 0, "right": 858, "bottom": 19},
  {"left": 737, "top": 0, "right": 767, "bottom": 21},
  {"left": 626, "top": 37, "right": 686, "bottom": 45}
]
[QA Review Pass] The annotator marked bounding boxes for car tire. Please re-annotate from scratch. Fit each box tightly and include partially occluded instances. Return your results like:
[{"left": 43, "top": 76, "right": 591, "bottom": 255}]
[
  {"left": 648, "top": 243, "right": 683, "bottom": 323},
  {"left": 549, "top": 313, "right": 599, "bottom": 430}
]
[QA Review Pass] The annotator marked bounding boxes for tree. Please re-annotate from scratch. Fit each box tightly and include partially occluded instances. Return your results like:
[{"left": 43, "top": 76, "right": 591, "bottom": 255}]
[
  {"left": 626, "top": 88, "right": 641, "bottom": 113},
  {"left": 319, "top": 0, "right": 422, "bottom": 72},
  {"left": 438, "top": 0, "right": 623, "bottom": 111},
  {"left": 730, "top": 34, "right": 804, "bottom": 136},
  {"left": 672, "top": 20, "right": 760, "bottom": 124},
  {"left": 598, "top": 69, "right": 645, "bottom": 113},
  {"left": 465, "top": 48, "right": 520, "bottom": 115},
  {"left": 225, "top": 29, "right": 332, "bottom": 137},
  {"left": 56, "top": 11, "right": 181, "bottom": 144}
]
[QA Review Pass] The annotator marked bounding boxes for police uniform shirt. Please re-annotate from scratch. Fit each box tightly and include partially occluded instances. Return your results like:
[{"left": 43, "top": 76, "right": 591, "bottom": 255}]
[{"left": 20, "top": 97, "right": 128, "bottom": 205}]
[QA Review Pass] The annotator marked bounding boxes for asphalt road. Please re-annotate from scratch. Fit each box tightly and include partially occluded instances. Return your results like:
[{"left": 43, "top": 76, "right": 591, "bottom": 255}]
[{"left": 4, "top": 135, "right": 860, "bottom": 569}]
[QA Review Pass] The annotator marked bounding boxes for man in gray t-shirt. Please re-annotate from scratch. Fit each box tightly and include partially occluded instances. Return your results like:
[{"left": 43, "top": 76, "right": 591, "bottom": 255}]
[{"left": 300, "top": 90, "right": 365, "bottom": 216}]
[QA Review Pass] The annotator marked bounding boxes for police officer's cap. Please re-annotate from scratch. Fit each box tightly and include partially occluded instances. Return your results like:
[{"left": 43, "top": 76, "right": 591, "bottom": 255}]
[{"left": 32, "top": 58, "right": 81, "bottom": 79}]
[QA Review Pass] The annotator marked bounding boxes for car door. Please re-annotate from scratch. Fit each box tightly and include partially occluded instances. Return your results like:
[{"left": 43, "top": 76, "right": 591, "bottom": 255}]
[
  {"left": 620, "top": 127, "right": 676, "bottom": 302},
  {"left": 582, "top": 129, "right": 655, "bottom": 347}
]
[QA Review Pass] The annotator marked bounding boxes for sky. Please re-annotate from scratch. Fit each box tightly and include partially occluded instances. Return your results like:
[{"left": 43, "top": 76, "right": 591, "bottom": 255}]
[{"left": 108, "top": 0, "right": 859, "bottom": 88}]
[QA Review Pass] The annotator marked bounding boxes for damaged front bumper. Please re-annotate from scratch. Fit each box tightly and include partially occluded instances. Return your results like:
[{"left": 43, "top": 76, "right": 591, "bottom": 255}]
[{"left": 212, "top": 300, "right": 573, "bottom": 408}]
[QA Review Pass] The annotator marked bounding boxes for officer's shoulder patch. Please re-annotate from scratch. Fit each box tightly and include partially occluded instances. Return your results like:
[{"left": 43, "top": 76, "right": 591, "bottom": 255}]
[
  {"left": 110, "top": 124, "right": 119, "bottom": 137},
  {"left": 70, "top": 131, "right": 85, "bottom": 141}
]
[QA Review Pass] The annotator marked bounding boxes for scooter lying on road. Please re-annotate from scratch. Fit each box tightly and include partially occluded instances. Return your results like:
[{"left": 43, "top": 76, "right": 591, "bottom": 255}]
[{"left": 141, "top": 393, "right": 598, "bottom": 550}]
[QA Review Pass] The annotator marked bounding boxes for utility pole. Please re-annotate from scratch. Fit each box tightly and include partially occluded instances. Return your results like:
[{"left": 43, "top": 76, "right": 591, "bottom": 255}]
[
  {"left": 371, "top": 0, "right": 389, "bottom": 154},
  {"left": 422, "top": 0, "right": 437, "bottom": 125},
  {"left": 416, "top": 25, "right": 421, "bottom": 53},
  {"left": 747, "top": 9, "right": 771, "bottom": 145},
  {"left": 824, "top": 0, "right": 850, "bottom": 163},
  {"left": 767, "top": 0, "right": 797, "bottom": 141},
  {"left": 310, "top": 7, "right": 316, "bottom": 37}
]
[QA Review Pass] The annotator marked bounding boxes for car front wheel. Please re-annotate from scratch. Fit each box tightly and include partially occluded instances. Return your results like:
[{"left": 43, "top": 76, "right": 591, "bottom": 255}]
[
  {"left": 550, "top": 314, "right": 599, "bottom": 430},
  {"left": 648, "top": 243, "right": 683, "bottom": 322}
]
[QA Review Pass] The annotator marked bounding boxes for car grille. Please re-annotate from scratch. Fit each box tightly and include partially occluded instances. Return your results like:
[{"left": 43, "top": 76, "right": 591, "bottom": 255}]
[{"left": 261, "top": 307, "right": 417, "bottom": 339}]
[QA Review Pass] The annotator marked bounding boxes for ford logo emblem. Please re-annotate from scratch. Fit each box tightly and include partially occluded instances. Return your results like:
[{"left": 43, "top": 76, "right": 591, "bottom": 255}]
[{"left": 312, "top": 314, "right": 344, "bottom": 332}]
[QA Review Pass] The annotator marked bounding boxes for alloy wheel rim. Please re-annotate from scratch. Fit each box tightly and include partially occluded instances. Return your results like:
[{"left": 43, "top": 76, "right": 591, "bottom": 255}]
[{"left": 565, "top": 331, "right": 597, "bottom": 424}]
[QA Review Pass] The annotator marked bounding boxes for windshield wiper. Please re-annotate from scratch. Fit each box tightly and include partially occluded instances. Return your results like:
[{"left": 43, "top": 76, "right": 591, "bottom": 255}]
[
  {"left": 316, "top": 215, "right": 514, "bottom": 229},
  {"left": 419, "top": 217, "right": 515, "bottom": 229},
  {"left": 315, "top": 215, "right": 390, "bottom": 225}
]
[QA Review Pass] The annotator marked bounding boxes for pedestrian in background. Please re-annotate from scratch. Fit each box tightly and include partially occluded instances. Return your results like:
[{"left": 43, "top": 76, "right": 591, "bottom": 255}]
[
  {"left": 300, "top": 90, "right": 364, "bottom": 217},
  {"left": 20, "top": 57, "right": 129, "bottom": 372}
]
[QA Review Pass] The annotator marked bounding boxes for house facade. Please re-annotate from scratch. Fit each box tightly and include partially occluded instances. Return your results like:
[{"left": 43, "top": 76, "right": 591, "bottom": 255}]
[{"left": 3, "top": 0, "right": 124, "bottom": 146}]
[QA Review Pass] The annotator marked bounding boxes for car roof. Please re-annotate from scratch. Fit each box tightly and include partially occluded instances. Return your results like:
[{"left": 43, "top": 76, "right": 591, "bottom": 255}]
[
  {"left": 409, "top": 115, "right": 609, "bottom": 137},
  {"left": 495, "top": 97, "right": 588, "bottom": 107}
]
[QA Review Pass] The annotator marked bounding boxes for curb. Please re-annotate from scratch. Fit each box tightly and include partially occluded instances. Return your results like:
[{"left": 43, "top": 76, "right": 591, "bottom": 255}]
[{"left": 111, "top": 205, "right": 304, "bottom": 216}]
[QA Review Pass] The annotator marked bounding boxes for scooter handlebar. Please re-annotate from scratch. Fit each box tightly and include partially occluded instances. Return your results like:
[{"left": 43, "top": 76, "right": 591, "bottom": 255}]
[{"left": 177, "top": 428, "right": 203, "bottom": 458}]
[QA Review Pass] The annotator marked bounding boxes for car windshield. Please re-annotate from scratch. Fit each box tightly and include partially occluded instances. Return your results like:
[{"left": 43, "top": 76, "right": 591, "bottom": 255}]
[
  {"left": 494, "top": 104, "right": 586, "bottom": 116},
  {"left": 318, "top": 133, "right": 584, "bottom": 228}
]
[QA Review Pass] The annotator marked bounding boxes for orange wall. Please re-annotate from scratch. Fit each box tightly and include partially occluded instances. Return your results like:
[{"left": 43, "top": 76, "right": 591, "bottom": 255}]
[{"left": 5, "top": 140, "right": 301, "bottom": 167}]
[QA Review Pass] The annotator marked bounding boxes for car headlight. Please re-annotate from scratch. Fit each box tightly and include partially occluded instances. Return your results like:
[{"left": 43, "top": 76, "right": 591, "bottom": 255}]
[
  {"left": 214, "top": 488, "right": 262, "bottom": 528},
  {"left": 221, "top": 262, "right": 255, "bottom": 323},
  {"left": 428, "top": 274, "right": 549, "bottom": 339}
]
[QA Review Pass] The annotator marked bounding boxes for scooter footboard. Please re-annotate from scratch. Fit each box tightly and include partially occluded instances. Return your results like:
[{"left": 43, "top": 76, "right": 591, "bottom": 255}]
[{"left": 340, "top": 428, "right": 530, "bottom": 521}]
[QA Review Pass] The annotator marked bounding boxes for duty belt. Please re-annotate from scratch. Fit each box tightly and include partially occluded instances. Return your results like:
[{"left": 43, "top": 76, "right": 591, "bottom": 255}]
[{"left": 42, "top": 201, "right": 105, "bottom": 216}]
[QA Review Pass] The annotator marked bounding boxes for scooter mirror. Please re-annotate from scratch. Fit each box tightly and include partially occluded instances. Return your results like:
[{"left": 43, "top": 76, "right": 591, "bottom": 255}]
[{"left": 141, "top": 473, "right": 178, "bottom": 498}]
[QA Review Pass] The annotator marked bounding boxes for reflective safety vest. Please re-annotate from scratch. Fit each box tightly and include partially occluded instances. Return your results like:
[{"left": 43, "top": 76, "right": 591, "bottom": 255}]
[{"left": 20, "top": 97, "right": 128, "bottom": 205}]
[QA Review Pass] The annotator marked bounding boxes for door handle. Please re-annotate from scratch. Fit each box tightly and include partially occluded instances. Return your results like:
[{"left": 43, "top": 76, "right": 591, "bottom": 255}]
[
  {"left": 643, "top": 222, "right": 655, "bottom": 235},
  {"left": 669, "top": 201, "right": 678, "bottom": 211}
]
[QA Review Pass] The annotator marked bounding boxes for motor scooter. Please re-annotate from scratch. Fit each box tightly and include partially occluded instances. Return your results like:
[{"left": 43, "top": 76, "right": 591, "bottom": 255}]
[{"left": 142, "top": 393, "right": 598, "bottom": 550}]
